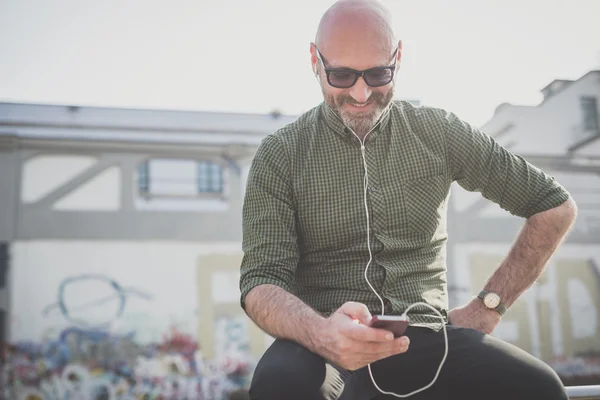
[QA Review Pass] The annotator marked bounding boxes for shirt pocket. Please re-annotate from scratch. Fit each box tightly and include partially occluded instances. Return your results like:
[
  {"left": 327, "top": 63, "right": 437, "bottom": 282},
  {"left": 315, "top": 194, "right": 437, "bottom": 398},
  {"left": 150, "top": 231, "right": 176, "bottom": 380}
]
[{"left": 402, "top": 174, "right": 449, "bottom": 237}]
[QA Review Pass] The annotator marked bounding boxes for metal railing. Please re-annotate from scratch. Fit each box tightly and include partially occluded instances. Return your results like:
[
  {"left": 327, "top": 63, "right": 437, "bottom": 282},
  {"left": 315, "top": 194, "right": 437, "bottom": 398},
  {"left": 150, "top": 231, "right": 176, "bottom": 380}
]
[{"left": 567, "top": 385, "right": 600, "bottom": 399}]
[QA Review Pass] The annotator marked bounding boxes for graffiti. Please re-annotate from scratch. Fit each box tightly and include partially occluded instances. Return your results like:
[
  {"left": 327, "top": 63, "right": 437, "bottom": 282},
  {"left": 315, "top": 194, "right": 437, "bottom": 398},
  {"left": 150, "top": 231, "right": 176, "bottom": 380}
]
[
  {"left": 214, "top": 317, "right": 249, "bottom": 360},
  {"left": 3, "top": 326, "right": 254, "bottom": 400},
  {"left": 41, "top": 274, "right": 153, "bottom": 329}
]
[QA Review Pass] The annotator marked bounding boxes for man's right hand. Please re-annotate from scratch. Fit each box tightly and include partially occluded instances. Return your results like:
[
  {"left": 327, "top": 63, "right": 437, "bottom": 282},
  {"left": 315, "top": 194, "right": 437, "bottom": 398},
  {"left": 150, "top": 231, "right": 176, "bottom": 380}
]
[{"left": 311, "top": 301, "right": 410, "bottom": 371}]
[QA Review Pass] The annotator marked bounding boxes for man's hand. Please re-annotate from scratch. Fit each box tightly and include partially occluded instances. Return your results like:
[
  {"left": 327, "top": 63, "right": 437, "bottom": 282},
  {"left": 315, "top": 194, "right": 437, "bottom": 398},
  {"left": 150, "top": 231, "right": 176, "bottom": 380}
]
[
  {"left": 448, "top": 298, "right": 501, "bottom": 335},
  {"left": 310, "top": 302, "right": 410, "bottom": 371}
]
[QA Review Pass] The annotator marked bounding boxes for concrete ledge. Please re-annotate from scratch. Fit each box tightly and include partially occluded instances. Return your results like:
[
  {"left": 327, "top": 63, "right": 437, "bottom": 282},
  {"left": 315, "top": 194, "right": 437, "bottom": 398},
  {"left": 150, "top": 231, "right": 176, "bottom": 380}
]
[{"left": 567, "top": 385, "right": 600, "bottom": 399}]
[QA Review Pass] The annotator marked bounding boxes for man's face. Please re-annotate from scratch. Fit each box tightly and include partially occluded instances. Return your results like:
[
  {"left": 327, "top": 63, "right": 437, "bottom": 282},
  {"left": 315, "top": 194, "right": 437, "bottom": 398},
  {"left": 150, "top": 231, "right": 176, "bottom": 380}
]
[{"left": 314, "top": 45, "right": 398, "bottom": 134}]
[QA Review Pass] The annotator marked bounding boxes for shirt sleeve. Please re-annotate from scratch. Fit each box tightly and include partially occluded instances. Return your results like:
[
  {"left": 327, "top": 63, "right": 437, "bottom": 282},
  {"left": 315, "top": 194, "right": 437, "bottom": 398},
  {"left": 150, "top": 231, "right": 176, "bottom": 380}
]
[
  {"left": 239, "top": 134, "right": 299, "bottom": 311},
  {"left": 445, "top": 111, "right": 571, "bottom": 218}
]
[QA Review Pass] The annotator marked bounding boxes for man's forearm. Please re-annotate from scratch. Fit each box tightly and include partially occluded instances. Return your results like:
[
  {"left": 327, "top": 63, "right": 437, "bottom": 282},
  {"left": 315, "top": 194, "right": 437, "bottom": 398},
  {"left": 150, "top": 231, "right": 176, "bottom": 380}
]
[
  {"left": 483, "top": 198, "right": 577, "bottom": 308},
  {"left": 244, "top": 284, "right": 325, "bottom": 352}
]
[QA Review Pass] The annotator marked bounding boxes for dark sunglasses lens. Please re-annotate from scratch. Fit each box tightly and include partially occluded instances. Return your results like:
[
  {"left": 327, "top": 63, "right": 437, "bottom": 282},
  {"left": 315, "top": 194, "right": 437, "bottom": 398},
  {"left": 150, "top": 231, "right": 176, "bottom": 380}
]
[
  {"left": 364, "top": 69, "right": 393, "bottom": 87},
  {"left": 328, "top": 71, "right": 357, "bottom": 88}
]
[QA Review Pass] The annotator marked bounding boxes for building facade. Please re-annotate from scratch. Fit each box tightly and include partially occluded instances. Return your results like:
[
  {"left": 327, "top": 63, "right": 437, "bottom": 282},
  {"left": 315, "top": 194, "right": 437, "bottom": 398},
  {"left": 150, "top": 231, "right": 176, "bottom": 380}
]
[
  {"left": 0, "top": 102, "right": 297, "bottom": 399},
  {"left": 446, "top": 70, "right": 600, "bottom": 383}
]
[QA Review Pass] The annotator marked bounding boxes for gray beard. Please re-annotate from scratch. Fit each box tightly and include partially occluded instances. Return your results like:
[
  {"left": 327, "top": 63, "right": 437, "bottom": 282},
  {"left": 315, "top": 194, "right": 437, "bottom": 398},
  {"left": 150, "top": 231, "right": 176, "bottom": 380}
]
[
  {"left": 339, "top": 108, "right": 385, "bottom": 136},
  {"left": 324, "top": 87, "right": 395, "bottom": 136}
]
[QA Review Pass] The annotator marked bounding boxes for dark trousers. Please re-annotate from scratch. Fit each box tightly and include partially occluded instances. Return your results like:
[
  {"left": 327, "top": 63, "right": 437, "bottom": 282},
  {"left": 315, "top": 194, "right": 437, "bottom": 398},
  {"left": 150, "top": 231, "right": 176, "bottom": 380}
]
[{"left": 249, "top": 324, "right": 568, "bottom": 400}]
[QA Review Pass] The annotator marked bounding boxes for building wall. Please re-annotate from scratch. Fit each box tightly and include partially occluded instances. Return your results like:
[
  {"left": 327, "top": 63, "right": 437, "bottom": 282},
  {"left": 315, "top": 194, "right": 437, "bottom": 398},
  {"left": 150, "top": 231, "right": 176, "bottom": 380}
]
[
  {"left": 0, "top": 122, "right": 268, "bottom": 398},
  {"left": 0, "top": 148, "right": 19, "bottom": 242},
  {"left": 0, "top": 148, "right": 19, "bottom": 347},
  {"left": 482, "top": 71, "right": 600, "bottom": 154},
  {"left": 7, "top": 240, "right": 259, "bottom": 399},
  {"left": 196, "top": 253, "right": 273, "bottom": 361},
  {"left": 451, "top": 72, "right": 600, "bottom": 377},
  {"left": 12, "top": 150, "right": 249, "bottom": 241},
  {"left": 576, "top": 137, "right": 600, "bottom": 156},
  {"left": 455, "top": 243, "right": 600, "bottom": 363},
  {"left": 3, "top": 146, "right": 257, "bottom": 393}
]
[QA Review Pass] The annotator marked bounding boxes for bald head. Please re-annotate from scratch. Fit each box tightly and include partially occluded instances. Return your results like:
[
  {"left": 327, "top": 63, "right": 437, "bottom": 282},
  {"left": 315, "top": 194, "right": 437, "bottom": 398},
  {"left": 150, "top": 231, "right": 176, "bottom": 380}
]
[
  {"left": 311, "top": 0, "right": 401, "bottom": 137},
  {"left": 315, "top": 0, "right": 396, "bottom": 54}
]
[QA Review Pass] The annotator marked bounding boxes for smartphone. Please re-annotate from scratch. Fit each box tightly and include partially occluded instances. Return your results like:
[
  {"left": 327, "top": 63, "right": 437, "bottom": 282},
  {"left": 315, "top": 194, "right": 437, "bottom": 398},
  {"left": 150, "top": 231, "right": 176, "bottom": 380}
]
[{"left": 369, "top": 315, "right": 409, "bottom": 338}]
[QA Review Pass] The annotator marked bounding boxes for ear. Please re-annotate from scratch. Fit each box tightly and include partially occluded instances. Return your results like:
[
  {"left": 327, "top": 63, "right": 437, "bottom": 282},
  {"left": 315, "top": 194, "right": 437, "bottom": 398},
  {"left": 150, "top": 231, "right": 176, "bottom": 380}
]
[
  {"left": 396, "top": 40, "right": 403, "bottom": 63},
  {"left": 310, "top": 42, "right": 319, "bottom": 76},
  {"left": 392, "top": 40, "right": 403, "bottom": 83}
]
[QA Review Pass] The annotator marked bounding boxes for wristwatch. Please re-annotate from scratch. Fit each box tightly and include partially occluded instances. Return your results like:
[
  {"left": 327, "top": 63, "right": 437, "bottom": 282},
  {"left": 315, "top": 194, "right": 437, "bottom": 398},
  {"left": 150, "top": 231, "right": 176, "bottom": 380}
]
[{"left": 477, "top": 290, "right": 507, "bottom": 316}]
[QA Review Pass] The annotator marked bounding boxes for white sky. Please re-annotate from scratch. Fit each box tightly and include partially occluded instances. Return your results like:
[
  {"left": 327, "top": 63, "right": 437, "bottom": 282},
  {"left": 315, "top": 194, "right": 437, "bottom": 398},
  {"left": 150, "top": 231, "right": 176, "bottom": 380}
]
[{"left": 0, "top": 0, "right": 599, "bottom": 127}]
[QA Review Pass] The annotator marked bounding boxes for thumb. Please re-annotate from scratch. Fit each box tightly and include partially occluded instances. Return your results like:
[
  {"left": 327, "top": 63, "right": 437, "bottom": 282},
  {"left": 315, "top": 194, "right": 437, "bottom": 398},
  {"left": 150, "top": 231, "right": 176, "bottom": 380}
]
[{"left": 338, "top": 302, "right": 372, "bottom": 325}]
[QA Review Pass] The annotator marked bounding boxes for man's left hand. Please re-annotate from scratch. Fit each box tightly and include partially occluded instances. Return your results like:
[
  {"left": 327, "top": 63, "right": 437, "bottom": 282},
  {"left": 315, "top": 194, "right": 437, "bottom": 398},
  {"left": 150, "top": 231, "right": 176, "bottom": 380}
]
[{"left": 448, "top": 298, "right": 502, "bottom": 335}]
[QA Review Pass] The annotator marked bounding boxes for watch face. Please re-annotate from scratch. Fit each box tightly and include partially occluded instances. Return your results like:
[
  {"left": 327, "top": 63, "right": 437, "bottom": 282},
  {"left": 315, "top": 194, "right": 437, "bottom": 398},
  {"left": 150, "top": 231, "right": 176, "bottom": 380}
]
[{"left": 484, "top": 293, "right": 501, "bottom": 309}]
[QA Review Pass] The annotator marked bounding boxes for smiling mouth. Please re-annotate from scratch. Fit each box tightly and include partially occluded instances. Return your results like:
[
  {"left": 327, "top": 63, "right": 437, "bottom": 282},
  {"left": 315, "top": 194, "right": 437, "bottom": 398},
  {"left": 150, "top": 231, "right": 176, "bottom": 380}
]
[{"left": 349, "top": 102, "right": 370, "bottom": 108}]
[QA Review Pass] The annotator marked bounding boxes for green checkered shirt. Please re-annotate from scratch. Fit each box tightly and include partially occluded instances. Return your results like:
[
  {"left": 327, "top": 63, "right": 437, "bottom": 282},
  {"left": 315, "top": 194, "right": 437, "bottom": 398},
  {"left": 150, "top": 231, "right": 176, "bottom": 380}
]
[{"left": 239, "top": 100, "right": 570, "bottom": 330}]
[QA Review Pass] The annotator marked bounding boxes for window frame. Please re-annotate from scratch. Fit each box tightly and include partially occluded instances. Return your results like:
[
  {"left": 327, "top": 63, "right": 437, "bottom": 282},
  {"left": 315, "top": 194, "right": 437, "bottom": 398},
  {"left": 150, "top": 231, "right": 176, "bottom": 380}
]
[{"left": 136, "top": 157, "right": 228, "bottom": 200}]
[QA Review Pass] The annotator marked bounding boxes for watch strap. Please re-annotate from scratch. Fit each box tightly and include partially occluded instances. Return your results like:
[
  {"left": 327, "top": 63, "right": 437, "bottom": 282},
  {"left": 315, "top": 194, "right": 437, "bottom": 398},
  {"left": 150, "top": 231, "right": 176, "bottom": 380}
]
[{"left": 496, "top": 302, "right": 508, "bottom": 316}]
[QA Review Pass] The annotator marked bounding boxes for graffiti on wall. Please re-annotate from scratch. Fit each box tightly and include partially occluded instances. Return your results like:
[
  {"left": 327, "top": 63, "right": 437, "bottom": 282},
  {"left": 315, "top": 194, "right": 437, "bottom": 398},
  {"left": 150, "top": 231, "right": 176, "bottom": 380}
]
[
  {"left": 41, "top": 274, "right": 154, "bottom": 329},
  {"left": 4, "top": 325, "right": 253, "bottom": 399},
  {"left": 5, "top": 273, "right": 256, "bottom": 400},
  {"left": 214, "top": 317, "right": 250, "bottom": 358}
]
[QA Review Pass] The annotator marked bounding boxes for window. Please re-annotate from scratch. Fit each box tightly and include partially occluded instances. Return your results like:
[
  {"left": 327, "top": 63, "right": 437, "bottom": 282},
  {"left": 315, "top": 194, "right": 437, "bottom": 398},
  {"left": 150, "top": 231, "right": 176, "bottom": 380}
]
[
  {"left": 137, "top": 159, "right": 224, "bottom": 198},
  {"left": 197, "top": 161, "right": 224, "bottom": 194},
  {"left": 138, "top": 162, "right": 150, "bottom": 195},
  {"left": 580, "top": 96, "right": 599, "bottom": 132}
]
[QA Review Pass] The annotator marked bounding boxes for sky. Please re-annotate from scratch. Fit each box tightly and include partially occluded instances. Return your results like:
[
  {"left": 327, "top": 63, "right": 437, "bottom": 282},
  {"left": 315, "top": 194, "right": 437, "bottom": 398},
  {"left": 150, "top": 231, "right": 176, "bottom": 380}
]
[{"left": 0, "top": 0, "right": 599, "bottom": 127}]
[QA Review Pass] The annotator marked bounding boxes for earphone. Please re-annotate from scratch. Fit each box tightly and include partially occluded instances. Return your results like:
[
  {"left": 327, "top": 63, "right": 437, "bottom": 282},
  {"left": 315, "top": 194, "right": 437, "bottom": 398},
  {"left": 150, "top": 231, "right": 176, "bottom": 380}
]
[{"left": 329, "top": 103, "right": 448, "bottom": 397}]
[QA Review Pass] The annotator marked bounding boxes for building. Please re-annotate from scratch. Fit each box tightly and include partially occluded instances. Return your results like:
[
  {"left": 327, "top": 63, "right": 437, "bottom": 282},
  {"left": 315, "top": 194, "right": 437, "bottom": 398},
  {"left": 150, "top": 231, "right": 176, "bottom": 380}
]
[
  {"left": 446, "top": 70, "right": 600, "bottom": 382},
  {"left": 0, "top": 102, "right": 297, "bottom": 398},
  {"left": 1, "top": 78, "right": 598, "bottom": 396}
]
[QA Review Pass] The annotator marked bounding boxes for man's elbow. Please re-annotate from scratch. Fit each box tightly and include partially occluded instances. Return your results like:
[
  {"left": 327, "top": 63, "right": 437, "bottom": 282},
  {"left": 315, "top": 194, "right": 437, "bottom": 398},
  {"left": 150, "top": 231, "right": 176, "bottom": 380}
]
[
  {"left": 557, "top": 197, "right": 578, "bottom": 223},
  {"left": 531, "top": 196, "right": 578, "bottom": 228},
  {"left": 244, "top": 284, "right": 267, "bottom": 308}
]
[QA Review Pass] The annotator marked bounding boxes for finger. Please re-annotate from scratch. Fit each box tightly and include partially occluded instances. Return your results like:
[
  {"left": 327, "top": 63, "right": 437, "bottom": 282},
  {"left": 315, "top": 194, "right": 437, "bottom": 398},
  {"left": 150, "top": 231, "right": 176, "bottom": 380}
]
[
  {"left": 339, "top": 302, "right": 372, "bottom": 325},
  {"left": 348, "top": 324, "right": 395, "bottom": 342},
  {"left": 356, "top": 336, "right": 410, "bottom": 356},
  {"left": 388, "top": 336, "right": 410, "bottom": 354},
  {"left": 362, "top": 337, "right": 411, "bottom": 364}
]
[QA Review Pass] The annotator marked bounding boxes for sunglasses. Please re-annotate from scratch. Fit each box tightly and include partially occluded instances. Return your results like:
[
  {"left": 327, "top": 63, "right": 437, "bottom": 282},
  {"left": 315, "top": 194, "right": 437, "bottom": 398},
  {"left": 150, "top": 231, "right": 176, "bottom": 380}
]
[{"left": 315, "top": 47, "right": 398, "bottom": 89}]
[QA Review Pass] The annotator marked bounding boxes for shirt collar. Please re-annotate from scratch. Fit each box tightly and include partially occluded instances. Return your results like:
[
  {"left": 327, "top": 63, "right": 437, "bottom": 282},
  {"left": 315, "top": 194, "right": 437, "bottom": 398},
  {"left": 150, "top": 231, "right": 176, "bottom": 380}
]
[{"left": 321, "top": 101, "right": 393, "bottom": 143}]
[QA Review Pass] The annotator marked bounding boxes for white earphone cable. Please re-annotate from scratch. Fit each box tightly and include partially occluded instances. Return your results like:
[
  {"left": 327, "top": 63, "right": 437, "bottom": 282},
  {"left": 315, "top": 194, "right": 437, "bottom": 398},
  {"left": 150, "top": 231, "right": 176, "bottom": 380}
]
[
  {"left": 367, "top": 303, "right": 448, "bottom": 397},
  {"left": 359, "top": 143, "right": 386, "bottom": 315},
  {"left": 331, "top": 104, "right": 448, "bottom": 397}
]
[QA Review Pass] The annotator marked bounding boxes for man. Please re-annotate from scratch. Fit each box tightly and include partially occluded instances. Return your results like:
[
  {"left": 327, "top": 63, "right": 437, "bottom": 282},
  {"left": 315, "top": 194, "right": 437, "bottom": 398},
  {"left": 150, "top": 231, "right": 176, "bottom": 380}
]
[{"left": 239, "top": 0, "right": 577, "bottom": 399}]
